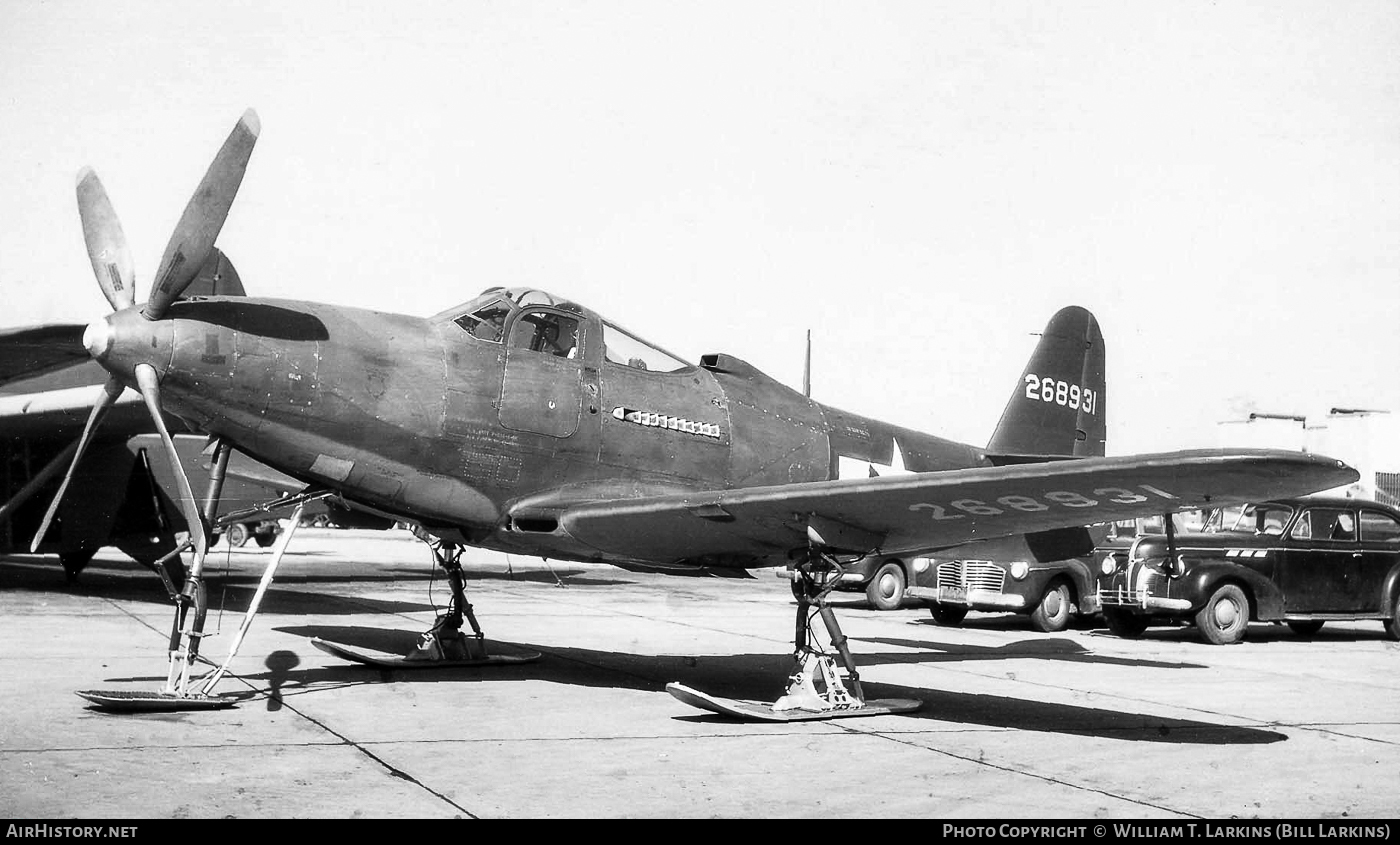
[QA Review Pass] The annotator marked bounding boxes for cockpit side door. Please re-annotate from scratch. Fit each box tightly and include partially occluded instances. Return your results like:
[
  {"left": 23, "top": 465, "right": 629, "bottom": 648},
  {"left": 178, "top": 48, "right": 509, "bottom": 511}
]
[{"left": 498, "top": 306, "right": 584, "bottom": 437}]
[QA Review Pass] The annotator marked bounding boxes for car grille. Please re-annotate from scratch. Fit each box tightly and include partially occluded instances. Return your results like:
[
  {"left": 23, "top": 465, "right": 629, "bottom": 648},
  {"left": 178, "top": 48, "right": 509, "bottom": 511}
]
[
  {"left": 936, "top": 560, "right": 1005, "bottom": 593},
  {"left": 1098, "top": 568, "right": 1166, "bottom": 607}
]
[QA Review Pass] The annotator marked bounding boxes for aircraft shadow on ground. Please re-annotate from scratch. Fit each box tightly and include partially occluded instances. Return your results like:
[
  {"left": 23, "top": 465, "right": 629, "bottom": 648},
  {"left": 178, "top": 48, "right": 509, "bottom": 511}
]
[
  {"left": 857, "top": 635, "right": 1204, "bottom": 669},
  {"left": 1, "top": 558, "right": 630, "bottom": 614},
  {"left": 200, "top": 623, "right": 1286, "bottom": 746}
]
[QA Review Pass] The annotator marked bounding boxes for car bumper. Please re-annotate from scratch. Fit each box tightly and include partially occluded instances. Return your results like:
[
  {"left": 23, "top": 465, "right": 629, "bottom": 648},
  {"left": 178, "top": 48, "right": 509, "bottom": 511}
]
[
  {"left": 906, "top": 585, "right": 1026, "bottom": 610},
  {"left": 1097, "top": 587, "right": 1191, "bottom": 612}
]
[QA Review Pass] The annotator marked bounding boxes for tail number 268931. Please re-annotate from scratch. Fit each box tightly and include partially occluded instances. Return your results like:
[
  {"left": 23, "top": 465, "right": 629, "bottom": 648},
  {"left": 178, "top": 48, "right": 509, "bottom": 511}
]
[{"left": 1025, "top": 374, "right": 1097, "bottom": 415}]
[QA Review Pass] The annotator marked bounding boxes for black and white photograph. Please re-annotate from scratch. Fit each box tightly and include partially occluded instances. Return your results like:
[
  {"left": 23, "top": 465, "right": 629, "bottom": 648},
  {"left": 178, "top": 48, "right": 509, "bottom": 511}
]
[{"left": 1, "top": 0, "right": 1397, "bottom": 822}]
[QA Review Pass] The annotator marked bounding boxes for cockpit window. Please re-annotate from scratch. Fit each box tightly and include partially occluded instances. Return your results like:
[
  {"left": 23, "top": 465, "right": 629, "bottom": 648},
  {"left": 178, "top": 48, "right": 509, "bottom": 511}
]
[
  {"left": 508, "top": 310, "right": 580, "bottom": 359},
  {"left": 444, "top": 287, "right": 578, "bottom": 344},
  {"left": 601, "top": 321, "right": 689, "bottom": 372},
  {"left": 454, "top": 298, "right": 512, "bottom": 343}
]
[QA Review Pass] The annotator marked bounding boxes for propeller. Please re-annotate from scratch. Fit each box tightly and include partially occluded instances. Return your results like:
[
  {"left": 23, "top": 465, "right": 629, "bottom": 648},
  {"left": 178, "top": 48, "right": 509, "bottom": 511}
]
[
  {"left": 145, "top": 109, "right": 260, "bottom": 321},
  {"left": 29, "top": 110, "right": 259, "bottom": 559},
  {"left": 76, "top": 167, "right": 136, "bottom": 311}
]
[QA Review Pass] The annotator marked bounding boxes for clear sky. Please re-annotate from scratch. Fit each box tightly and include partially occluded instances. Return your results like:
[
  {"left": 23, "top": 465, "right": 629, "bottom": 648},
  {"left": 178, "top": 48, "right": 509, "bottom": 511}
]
[{"left": 2, "top": 1, "right": 1397, "bottom": 459}]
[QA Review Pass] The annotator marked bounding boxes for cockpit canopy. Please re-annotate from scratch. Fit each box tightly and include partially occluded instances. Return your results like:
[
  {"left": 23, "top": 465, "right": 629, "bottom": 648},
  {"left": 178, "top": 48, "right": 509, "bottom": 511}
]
[{"left": 433, "top": 286, "right": 691, "bottom": 373}]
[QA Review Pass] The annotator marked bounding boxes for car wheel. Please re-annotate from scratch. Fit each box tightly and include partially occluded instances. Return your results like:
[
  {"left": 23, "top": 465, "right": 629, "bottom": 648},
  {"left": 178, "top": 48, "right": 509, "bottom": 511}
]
[
  {"left": 1030, "top": 581, "right": 1073, "bottom": 633},
  {"left": 1195, "top": 583, "right": 1249, "bottom": 645},
  {"left": 1103, "top": 608, "right": 1148, "bottom": 639},
  {"left": 1287, "top": 620, "right": 1325, "bottom": 637},
  {"left": 1384, "top": 592, "right": 1400, "bottom": 641},
  {"left": 865, "top": 561, "right": 906, "bottom": 611},
  {"left": 254, "top": 530, "right": 277, "bottom": 548},
  {"left": 929, "top": 604, "right": 967, "bottom": 626},
  {"left": 226, "top": 523, "right": 250, "bottom": 548}
]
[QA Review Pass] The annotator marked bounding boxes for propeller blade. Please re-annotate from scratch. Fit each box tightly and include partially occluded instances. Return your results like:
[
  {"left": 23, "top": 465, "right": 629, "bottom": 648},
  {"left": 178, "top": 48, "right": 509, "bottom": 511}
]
[
  {"left": 1, "top": 440, "right": 78, "bottom": 527},
  {"left": 75, "top": 167, "right": 136, "bottom": 311},
  {"left": 30, "top": 376, "right": 127, "bottom": 552},
  {"left": 134, "top": 364, "right": 208, "bottom": 558},
  {"left": 144, "top": 109, "right": 260, "bottom": 320}
]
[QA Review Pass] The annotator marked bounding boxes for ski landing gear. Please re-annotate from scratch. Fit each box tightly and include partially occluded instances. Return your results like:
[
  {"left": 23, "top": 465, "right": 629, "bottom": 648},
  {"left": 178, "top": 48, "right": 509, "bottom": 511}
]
[
  {"left": 667, "top": 546, "right": 920, "bottom": 722},
  {"left": 312, "top": 539, "right": 539, "bottom": 669},
  {"left": 77, "top": 445, "right": 328, "bottom": 713}
]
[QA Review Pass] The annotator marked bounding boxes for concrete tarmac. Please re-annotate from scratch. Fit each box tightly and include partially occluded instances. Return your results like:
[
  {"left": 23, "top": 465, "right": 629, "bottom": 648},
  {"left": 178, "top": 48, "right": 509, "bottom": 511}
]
[{"left": 2, "top": 528, "right": 1398, "bottom": 819}]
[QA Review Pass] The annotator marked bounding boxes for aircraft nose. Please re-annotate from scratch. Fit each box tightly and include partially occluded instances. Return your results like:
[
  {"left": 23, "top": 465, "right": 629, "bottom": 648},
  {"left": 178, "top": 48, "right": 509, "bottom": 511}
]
[{"left": 83, "top": 317, "right": 114, "bottom": 360}]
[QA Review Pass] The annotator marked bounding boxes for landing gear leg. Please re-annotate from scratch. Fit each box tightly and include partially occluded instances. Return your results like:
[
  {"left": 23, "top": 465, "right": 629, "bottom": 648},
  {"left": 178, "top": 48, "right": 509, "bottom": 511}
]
[
  {"left": 665, "top": 546, "right": 921, "bottom": 722},
  {"left": 75, "top": 441, "right": 231, "bottom": 711},
  {"left": 78, "top": 443, "right": 333, "bottom": 712},
  {"left": 407, "top": 541, "right": 489, "bottom": 662},
  {"left": 774, "top": 555, "right": 865, "bottom": 711},
  {"left": 310, "top": 535, "right": 541, "bottom": 669}
]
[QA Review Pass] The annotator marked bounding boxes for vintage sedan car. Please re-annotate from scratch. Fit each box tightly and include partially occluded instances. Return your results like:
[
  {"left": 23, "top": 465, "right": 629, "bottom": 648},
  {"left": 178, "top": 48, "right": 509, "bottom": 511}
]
[
  {"left": 891, "top": 526, "right": 1114, "bottom": 633},
  {"left": 903, "top": 554, "right": 1101, "bottom": 632},
  {"left": 809, "top": 553, "right": 931, "bottom": 611},
  {"left": 798, "top": 538, "right": 1100, "bottom": 630},
  {"left": 1096, "top": 496, "right": 1400, "bottom": 644}
]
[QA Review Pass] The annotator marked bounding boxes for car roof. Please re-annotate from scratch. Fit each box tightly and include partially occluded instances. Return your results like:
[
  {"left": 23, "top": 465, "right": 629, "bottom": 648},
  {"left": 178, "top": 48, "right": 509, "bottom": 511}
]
[{"left": 1266, "top": 495, "right": 1400, "bottom": 513}]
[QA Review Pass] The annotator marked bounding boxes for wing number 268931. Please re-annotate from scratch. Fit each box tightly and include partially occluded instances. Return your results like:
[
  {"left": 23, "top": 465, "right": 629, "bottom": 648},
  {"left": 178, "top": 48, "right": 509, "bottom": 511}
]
[
  {"left": 1024, "top": 374, "right": 1097, "bottom": 415},
  {"left": 909, "top": 485, "right": 1177, "bottom": 520}
]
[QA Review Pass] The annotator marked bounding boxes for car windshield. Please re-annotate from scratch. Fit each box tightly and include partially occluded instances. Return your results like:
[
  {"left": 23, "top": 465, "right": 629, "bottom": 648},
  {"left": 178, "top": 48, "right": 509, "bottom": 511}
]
[{"left": 1201, "top": 503, "right": 1294, "bottom": 536}]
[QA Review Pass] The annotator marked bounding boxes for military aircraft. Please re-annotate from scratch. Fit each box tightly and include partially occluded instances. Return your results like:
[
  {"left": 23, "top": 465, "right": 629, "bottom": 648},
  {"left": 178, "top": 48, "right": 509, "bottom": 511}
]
[{"left": 8, "top": 109, "right": 1357, "bottom": 719}]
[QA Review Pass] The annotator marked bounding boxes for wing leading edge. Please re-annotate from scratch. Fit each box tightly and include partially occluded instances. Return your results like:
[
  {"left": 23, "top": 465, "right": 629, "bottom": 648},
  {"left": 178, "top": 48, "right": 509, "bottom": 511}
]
[{"left": 556, "top": 449, "right": 1357, "bottom": 566}]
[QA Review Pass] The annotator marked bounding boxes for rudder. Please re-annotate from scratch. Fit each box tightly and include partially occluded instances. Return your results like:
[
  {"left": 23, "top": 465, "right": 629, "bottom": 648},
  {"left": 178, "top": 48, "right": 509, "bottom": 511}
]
[{"left": 986, "top": 306, "right": 1105, "bottom": 459}]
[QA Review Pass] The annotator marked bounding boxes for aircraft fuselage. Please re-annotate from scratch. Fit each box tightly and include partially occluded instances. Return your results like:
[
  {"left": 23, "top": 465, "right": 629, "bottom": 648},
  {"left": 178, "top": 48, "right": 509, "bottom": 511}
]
[{"left": 89, "top": 295, "right": 994, "bottom": 566}]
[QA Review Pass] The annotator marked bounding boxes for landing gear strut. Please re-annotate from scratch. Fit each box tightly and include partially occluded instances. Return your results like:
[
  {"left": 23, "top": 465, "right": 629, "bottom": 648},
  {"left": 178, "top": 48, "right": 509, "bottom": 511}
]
[
  {"left": 77, "top": 441, "right": 331, "bottom": 711},
  {"left": 311, "top": 535, "right": 540, "bottom": 669},
  {"left": 666, "top": 543, "right": 921, "bottom": 722},
  {"left": 777, "top": 552, "right": 867, "bottom": 711},
  {"left": 408, "top": 541, "right": 489, "bottom": 662}
]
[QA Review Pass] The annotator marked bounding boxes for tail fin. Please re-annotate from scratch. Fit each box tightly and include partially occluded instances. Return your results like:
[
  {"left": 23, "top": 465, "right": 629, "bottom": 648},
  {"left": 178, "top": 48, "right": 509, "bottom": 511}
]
[
  {"left": 986, "top": 306, "right": 1105, "bottom": 460},
  {"left": 182, "top": 248, "right": 245, "bottom": 298}
]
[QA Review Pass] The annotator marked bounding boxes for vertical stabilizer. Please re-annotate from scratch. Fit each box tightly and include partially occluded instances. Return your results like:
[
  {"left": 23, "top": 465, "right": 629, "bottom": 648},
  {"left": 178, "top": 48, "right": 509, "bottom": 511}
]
[
  {"left": 986, "top": 306, "right": 1105, "bottom": 459},
  {"left": 182, "top": 248, "right": 245, "bottom": 298}
]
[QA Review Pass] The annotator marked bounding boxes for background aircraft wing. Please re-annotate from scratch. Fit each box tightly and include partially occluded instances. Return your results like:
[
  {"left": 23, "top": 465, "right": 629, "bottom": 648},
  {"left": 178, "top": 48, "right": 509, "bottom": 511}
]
[
  {"left": 555, "top": 449, "right": 1357, "bottom": 565},
  {"left": 0, "top": 324, "right": 89, "bottom": 386}
]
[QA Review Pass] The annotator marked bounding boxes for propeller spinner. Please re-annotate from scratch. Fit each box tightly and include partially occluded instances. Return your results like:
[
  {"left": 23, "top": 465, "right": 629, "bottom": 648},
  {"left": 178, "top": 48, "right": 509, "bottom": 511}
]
[{"left": 31, "top": 109, "right": 261, "bottom": 561}]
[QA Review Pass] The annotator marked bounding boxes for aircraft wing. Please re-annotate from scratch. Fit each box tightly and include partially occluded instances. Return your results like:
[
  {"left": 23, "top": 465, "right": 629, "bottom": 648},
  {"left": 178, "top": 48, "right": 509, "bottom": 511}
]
[
  {"left": 0, "top": 324, "right": 88, "bottom": 386},
  {"left": 555, "top": 449, "right": 1357, "bottom": 565}
]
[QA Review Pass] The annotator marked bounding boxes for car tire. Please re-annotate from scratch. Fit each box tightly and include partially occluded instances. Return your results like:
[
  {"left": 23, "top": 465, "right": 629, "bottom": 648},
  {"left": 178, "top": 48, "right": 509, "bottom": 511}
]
[
  {"left": 865, "top": 561, "right": 906, "bottom": 611},
  {"left": 1104, "top": 608, "right": 1148, "bottom": 639},
  {"left": 1384, "top": 592, "right": 1400, "bottom": 641},
  {"left": 1287, "top": 620, "right": 1325, "bottom": 637},
  {"left": 929, "top": 604, "right": 967, "bottom": 626},
  {"left": 254, "top": 530, "right": 277, "bottom": 548},
  {"left": 1195, "top": 583, "right": 1249, "bottom": 645},
  {"left": 226, "top": 523, "right": 250, "bottom": 548},
  {"left": 1030, "top": 581, "right": 1073, "bottom": 633}
]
